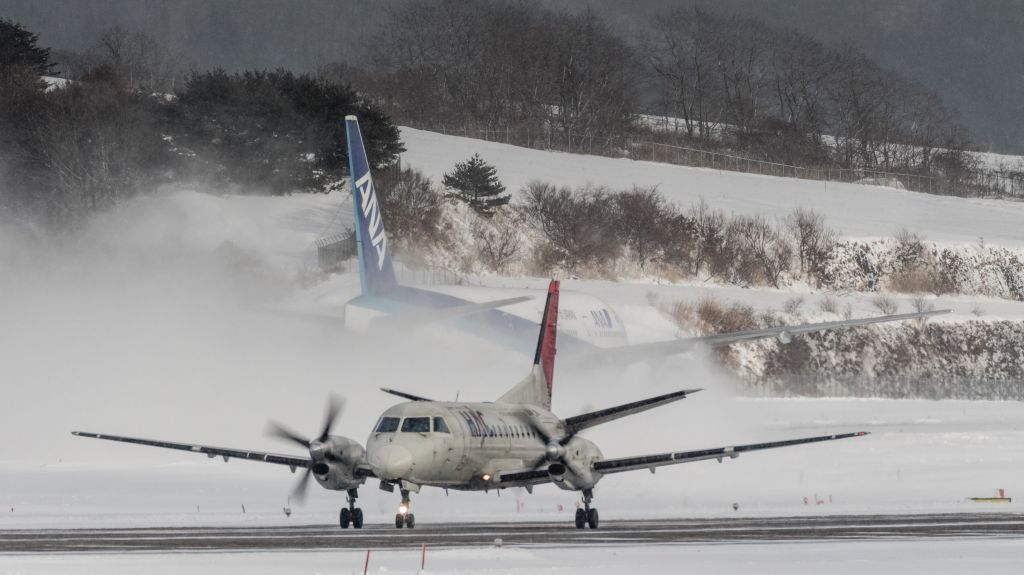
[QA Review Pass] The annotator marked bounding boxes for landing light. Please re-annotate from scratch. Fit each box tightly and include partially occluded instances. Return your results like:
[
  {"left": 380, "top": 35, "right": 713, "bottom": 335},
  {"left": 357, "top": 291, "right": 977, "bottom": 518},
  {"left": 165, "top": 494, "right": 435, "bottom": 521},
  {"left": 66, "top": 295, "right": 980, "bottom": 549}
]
[
  {"left": 398, "top": 504, "right": 408, "bottom": 514},
  {"left": 482, "top": 474, "right": 491, "bottom": 482}
]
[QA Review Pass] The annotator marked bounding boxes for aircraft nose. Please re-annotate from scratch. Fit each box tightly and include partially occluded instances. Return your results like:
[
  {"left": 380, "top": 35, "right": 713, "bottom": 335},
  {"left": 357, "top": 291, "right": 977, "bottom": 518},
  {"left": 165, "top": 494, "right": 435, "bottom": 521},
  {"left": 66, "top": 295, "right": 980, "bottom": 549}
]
[{"left": 370, "top": 444, "right": 413, "bottom": 479}]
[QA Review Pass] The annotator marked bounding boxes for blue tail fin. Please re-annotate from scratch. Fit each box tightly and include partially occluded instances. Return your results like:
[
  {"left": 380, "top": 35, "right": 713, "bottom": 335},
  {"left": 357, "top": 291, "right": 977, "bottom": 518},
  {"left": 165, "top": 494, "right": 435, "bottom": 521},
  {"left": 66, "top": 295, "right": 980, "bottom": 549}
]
[{"left": 346, "top": 115, "right": 397, "bottom": 295}]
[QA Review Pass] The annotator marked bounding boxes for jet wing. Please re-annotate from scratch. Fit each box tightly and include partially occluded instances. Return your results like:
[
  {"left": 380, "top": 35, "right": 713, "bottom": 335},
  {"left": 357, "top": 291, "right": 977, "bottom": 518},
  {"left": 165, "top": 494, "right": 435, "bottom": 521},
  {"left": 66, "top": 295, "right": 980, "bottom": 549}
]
[
  {"left": 592, "top": 431, "right": 868, "bottom": 475},
  {"left": 71, "top": 431, "right": 312, "bottom": 470},
  {"left": 370, "top": 296, "right": 533, "bottom": 328},
  {"left": 583, "top": 309, "right": 950, "bottom": 364}
]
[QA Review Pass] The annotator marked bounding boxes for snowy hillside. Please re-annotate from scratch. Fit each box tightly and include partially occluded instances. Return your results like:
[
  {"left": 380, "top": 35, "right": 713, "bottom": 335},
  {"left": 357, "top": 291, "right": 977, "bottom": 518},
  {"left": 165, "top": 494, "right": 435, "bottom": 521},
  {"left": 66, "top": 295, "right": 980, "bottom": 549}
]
[{"left": 399, "top": 127, "right": 1024, "bottom": 247}]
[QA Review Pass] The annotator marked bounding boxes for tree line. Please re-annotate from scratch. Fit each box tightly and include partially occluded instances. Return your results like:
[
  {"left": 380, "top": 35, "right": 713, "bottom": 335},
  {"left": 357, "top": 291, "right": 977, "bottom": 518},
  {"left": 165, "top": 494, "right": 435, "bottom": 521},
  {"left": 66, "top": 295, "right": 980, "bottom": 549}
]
[
  {"left": 353, "top": 1, "right": 999, "bottom": 196},
  {"left": 0, "top": 18, "right": 403, "bottom": 228}
]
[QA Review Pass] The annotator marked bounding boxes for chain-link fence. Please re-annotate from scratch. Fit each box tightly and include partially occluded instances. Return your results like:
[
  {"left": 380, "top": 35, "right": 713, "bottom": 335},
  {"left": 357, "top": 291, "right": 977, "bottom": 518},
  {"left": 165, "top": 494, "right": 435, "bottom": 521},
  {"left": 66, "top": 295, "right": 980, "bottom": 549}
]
[{"left": 407, "top": 124, "right": 1024, "bottom": 199}]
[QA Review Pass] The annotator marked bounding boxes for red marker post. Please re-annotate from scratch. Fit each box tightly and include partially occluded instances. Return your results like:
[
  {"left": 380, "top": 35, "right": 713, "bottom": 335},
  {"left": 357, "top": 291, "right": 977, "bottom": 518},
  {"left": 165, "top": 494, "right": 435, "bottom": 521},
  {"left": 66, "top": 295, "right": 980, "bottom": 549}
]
[
  {"left": 363, "top": 548, "right": 371, "bottom": 575},
  {"left": 421, "top": 543, "right": 427, "bottom": 570}
]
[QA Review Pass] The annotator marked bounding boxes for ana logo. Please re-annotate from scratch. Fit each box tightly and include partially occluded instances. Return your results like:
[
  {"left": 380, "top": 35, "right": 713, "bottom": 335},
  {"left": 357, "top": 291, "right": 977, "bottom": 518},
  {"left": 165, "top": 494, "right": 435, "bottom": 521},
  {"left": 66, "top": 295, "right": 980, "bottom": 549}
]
[{"left": 354, "top": 171, "right": 388, "bottom": 270}]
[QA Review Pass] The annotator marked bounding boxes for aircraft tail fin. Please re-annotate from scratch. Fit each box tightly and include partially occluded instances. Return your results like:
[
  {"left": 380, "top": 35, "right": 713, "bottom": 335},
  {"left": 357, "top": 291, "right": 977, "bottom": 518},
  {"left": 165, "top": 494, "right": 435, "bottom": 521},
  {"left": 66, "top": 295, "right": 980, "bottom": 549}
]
[
  {"left": 496, "top": 280, "right": 558, "bottom": 409},
  {"left": 345, "top": 115, "right": 397, "bottom": 295}
]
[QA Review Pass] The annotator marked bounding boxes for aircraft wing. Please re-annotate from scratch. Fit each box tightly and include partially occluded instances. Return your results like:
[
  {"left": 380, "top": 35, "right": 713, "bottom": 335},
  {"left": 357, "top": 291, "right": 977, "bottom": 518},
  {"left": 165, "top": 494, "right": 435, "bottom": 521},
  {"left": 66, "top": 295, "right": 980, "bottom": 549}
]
[
  {"left": 585, "top": 309, "right": 950, "bottom": 364},
  {"left": 592, "top": 431, "right": 868, "bottom": 475},
  {"left": 370, "top": 296, "right": 533, "bottom": 328},
  {"left": 71, "top": 431, "right": 312, "bottom": 470},
  {"left": 563, "top": 388, "right": 701, "bottom": 434}
]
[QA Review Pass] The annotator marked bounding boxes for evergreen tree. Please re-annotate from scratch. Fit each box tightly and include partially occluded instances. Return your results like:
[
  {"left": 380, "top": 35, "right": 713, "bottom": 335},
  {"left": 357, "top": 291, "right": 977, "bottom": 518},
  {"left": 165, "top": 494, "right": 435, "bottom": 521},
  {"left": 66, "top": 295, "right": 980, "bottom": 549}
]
[
  {"left": 442, "top": 154, "right": 509, "bottom": 216},
  {"left": 168, "top": 70, "right": 404, "bottom": 194},
  {"left": 0, "top": 18, "right": 54, "bottom": 77}
]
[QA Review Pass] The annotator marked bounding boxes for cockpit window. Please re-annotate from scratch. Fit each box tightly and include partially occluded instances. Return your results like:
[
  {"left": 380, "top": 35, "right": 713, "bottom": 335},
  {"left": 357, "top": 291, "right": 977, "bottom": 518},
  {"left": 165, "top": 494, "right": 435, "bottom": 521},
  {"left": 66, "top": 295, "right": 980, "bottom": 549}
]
[
  {"left": 375, "top": 417, "right": 400, "bottom": 433},
  {"left": 401, "top": 417, "right": 430, "bottom": 433},
  {"left": 433, "top": 417, "right": 450, "bottom": 433}
]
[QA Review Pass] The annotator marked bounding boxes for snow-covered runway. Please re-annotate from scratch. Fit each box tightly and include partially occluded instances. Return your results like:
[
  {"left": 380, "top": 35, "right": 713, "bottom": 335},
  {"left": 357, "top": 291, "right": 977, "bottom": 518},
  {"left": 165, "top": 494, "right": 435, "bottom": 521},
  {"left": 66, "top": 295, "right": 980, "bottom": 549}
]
[
  {"left": 2, "top": 536, "right": 1023, "bottom": 575},
  {"left": 3, "top": 513, "right": 1021, "bottom": 553}
]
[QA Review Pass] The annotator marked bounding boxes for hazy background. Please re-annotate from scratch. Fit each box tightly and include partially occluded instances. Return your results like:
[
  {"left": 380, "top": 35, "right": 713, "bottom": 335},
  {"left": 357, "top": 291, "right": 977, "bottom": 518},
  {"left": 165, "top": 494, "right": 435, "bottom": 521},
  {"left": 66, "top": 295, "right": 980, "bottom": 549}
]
[{"left": 1, "top": 0, "right": 1021, "bottom": 152}]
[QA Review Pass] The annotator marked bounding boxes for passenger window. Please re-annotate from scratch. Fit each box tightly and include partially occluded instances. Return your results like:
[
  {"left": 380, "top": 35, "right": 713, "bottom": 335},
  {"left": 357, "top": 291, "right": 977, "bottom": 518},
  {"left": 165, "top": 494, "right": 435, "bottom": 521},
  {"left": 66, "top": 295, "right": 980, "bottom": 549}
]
[
  {"left": 375, "top": 417, "right": 400, "bottom": 433},
  {"left": 401, "top": 417, "right": 430, "bottom": 433},
  {"left": 433, "top": 417, "right": 450, "bottom": 433}
]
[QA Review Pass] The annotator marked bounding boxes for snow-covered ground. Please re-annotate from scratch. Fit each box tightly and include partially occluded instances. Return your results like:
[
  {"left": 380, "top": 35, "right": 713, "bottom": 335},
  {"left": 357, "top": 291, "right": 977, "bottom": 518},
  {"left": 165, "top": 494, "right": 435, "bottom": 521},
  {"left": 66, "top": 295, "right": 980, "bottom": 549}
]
[
  {"left": 2, "top": 129, "right": 1022, "bottom": 575},
  {"left": 4, "top": 540, "right": 1024, "bottom": 575},
  {"left": 3, "top": 395, "right": 1022, "bottom": 529},
  {"left": 399, "top": 127, "right": 1024, "bottom": 247}
]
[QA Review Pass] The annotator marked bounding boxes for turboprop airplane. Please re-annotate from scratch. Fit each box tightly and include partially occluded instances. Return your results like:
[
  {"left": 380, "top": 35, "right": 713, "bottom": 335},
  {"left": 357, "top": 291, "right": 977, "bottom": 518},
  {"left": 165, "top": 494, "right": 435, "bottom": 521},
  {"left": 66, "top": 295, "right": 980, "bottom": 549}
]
[
  {"left": 322, "top": 116, "right": 948, "bottom": 362},
  {"left": 75, "top": 280, "right": 873, "bottom": 530}
]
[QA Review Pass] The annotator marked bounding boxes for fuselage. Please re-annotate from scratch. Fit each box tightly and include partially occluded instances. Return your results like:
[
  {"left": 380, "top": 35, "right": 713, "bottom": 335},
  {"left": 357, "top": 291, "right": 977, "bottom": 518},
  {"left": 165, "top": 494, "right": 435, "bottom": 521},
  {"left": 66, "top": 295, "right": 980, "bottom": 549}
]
[
  {"left": 345, "top": 284, "right": 628, "bottom": 356},
  {"left": 365, "top": 400, "right": 603, "bottom": 491}
]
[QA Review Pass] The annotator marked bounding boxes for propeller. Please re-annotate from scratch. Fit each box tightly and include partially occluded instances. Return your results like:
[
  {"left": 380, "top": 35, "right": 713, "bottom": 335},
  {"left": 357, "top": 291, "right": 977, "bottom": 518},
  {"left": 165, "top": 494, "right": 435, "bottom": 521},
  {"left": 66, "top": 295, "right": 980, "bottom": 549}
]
[
  {"left": 266, "top": 395, "right": 345, "bottom": 503},
  {"left": 519, "top": 412, "right": 582, "bottom": 477}
]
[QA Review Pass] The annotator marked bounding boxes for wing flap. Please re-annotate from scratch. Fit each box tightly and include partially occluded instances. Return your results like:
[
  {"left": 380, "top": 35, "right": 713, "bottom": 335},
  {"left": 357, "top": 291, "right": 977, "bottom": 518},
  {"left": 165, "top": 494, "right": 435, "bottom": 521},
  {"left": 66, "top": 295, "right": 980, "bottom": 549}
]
[
  {"left": 497, "top": 467, "right": 553, "bottom": 485},
  {"left": 593, "top": 431, "right": 868, "bottom": 475},
  {"left": 71, "top": 431, "right": 311, "bottom": 469}
]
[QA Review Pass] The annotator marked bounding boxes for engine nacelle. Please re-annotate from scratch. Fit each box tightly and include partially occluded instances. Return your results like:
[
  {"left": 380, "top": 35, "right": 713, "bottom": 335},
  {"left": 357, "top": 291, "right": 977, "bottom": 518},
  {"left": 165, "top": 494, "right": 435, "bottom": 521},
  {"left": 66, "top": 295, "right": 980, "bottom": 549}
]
[
  {"left": 310, "top": 435, "right": 367, "bottom": 491},
  {"left": 549, "top": 437, "right": 603, "bottom": 492}
]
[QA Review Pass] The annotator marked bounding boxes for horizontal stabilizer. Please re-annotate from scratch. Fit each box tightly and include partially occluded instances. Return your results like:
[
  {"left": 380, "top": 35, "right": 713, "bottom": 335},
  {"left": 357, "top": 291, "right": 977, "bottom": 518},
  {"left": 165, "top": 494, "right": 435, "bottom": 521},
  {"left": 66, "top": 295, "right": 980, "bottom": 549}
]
[
  {"left": 380, "top": 388, "right": 433, "bottom": 402},
  {"left": 564, "top": 388, "right": 701, "bottom": 434}
]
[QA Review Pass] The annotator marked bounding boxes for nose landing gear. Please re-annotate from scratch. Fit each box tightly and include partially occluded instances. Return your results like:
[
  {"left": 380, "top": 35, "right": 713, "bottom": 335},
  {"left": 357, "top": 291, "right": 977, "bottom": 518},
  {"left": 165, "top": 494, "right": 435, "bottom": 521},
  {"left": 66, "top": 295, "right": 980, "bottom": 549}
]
[
  {"left": 339, "top": 488, "right": 364, "bottom": 529},
  {"left": 394, "top": 488, "right": 415, "bottom": 528},
  {"left": 574, "top": 489, "right": 598, "bottom": 529}
]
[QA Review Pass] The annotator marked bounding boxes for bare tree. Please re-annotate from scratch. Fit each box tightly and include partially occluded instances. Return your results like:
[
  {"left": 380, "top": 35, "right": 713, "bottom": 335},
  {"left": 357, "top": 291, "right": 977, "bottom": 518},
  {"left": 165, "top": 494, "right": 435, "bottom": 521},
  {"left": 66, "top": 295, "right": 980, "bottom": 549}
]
[
  {"left": 520, "top": 181, "right": 620, "bottom": 274},
  {"left": 732, "top": 214, "right": 793, "bottom": 288},
  {"left": 95, "top": 26, "right": 182, "bottom": 92},
  {"left": 614, "top": 186, "right": 671, "bottom": 270},
  {"left": 471, "top": 211, "right": 521, "bottom": 273},
  {"left": 688, "top": 198, "right": 726, "bottom": 277},
  {"left": 786, "top": 208, "right": 838, "bottom": 286}
]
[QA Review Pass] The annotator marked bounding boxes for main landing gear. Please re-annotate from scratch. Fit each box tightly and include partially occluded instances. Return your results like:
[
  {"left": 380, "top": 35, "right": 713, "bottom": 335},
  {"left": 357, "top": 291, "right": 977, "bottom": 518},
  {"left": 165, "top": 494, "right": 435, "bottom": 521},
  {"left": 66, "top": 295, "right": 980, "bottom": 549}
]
[
  {"left": 574, "top": 488, "right": 599, "bottom": 529},
  {"left": 339, "top": 488, "right": 364, "bottom": 529},
  {"left": 394, "top": 488, "right": 415, "bottom": 529}
]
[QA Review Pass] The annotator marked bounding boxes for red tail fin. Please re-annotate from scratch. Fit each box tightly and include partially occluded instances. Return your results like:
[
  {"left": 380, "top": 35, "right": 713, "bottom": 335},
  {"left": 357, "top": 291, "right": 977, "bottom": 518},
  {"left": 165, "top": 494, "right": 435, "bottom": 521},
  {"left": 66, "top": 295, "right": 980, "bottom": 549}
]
[{"left": 533, "top": 280, "right": 559, "bottom": 397}]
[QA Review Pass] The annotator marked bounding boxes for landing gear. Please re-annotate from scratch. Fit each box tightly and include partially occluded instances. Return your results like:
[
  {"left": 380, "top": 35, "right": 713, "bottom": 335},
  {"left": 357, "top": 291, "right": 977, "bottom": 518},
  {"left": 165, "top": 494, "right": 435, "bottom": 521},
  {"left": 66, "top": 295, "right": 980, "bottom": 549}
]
[
  {"left": 339, "top": 488, "right": 364, "bottom": 529},
  {"left": 575, "top": 489, "right": 599, "bottom": 529},
  {"left": 394, "top": 488, "right": 415, "bottom": 529}
]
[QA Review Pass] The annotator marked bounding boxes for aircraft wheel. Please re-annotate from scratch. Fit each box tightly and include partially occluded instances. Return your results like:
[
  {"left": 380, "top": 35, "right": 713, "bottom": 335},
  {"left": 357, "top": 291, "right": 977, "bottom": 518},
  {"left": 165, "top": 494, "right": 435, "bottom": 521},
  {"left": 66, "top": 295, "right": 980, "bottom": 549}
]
[
  {"left": 574, "top": 508, "right": 586, "bottom": 529},
  {"left": 352, "top": 508, "right": 364, "bottom": 529},
  {"left": 395, "top": 513, "right": 405, "bottom": 529},
  {"left": 406, "top": 513, "right": 416, "bottom": 528},
  {"left": 587, "top": 508, "right": 599, "bottom": 529},
  {"left": 339, "top": 507, "right": 351, "bottom": 529}
]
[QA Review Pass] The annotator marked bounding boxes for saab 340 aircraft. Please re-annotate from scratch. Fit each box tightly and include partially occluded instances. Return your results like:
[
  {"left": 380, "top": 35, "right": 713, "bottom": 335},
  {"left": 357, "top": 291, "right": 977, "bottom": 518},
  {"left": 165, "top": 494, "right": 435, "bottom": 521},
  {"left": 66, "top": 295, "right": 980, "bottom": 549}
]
[
  {"left": 72, "top": 117, "right": 947, "bottom": 529},
  {"left": 76, "top": 280, "right": 873, "bottom": 529}
]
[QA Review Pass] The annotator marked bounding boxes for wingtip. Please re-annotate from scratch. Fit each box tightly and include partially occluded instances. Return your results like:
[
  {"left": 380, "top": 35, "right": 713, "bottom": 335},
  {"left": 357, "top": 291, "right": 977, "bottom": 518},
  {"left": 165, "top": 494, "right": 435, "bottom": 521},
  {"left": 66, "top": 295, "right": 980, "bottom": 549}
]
[
  {"left": 857, "top": 431, "right": 871, "bottom": 436},
  {"left": 345, "top": 114, "right": 358, "bottom": 121}
]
